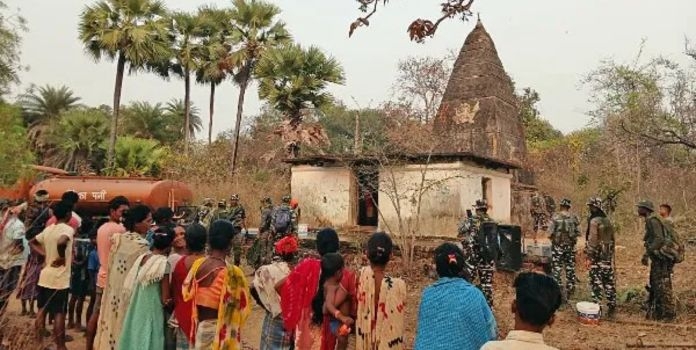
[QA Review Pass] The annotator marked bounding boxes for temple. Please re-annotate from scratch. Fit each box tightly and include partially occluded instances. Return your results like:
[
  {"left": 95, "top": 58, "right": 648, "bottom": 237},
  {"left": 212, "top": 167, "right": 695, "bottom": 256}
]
[{"left": 433, "top": 19, "right": 527, "bottom": 167}]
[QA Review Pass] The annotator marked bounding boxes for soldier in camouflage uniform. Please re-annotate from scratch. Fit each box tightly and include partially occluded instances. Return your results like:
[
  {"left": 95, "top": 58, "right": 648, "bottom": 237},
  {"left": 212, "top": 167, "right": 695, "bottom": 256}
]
[
  {"left": 271, "top": 195, "right": 297, "bottom": 239},
  {"left": 544, "top": 193, "right": 556, "bottom": 218},
  {"left": 226, "top": 194, "right": 247, "bottom": 266},
  {"left": 247, "top": 197, "right": 274, "bottom": 270},
  {"left": 530, "top": 192, "right": 548, "bottom": 233},
  {"left": 457, "top": 199, "right": 496, "bottom": 306},
  {"left": 196, "top": 198, "right": 215, "bottom": 228},
  {"left": 548, "top": 198, "right": 580, "bottom": 300},
  {"left": 584, "top": 197, "right": 617, "bottom": 317},
  {"left": 638, "top": 200, "right": 676, "bottom": 321}
]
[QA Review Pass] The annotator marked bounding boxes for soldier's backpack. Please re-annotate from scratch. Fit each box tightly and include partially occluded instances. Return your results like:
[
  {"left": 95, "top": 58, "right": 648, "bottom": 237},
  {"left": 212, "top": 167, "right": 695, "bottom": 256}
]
[
  {"left": 595, "top": 216, "right": 615, "bottom": 261},
  {"left": 273, "top": 206, "right": 292, "bottom": 235},
  {"left": 658, "top": 219, "right": 685, "bottom": 264},
  {"left": 552, "top": 214, "right": 578, "bottom": 244},
  {"left": 477, "top": 221, "right": 500, "bottom": 262}
]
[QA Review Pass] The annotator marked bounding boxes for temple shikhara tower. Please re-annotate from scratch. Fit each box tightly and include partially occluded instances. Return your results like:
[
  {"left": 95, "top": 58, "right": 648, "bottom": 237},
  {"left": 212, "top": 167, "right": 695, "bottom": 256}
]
[
  {"left": 433, "top": 19, "right": 528, "bottom": 168},
  {"left": 288, "top": 19, "right": 535, "bottom": 236}
]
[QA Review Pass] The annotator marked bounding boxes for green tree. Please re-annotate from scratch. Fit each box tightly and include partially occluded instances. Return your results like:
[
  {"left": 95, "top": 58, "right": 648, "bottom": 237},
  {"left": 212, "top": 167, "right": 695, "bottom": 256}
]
[
  {"left": 121, "top": 101, "right": 167, "bottom": 139},
  {"left": 19, "top": 85, "right": 81, "bottom": 153},
  {"left": 112, "top": 136, "right": 167, "bottom": 176},
  {"left": 195, "top": 6, "right": 233, "bottom": 144},
  {"left": 79, "top": 0, "right": 170, "bottom": 168},
  {"left": 318, "top": 102, "right": 388, "bottom": 155},
  {"left": 516, "top": 87, "right": 563, "bottom": 149},
  {"left": 157, "top": 11, "right": 207, "bottom": 148},
  {"left": 256, "top": 44, "right": 345, "bottom": 157},
  {"left": 0, "top": 103, "right": 33, "bottom": 185},
  {"left": 227, "top": 0, "right": 290, "bottom": 173},
  {"left": 0, "top": 1, "right": 26, "bottom": 97},
  {"left": 586, "top": 55, "right": 696, "bottom": 150},
  {"left": 165, "top": 98, "right": 202, "bottom": 139},
  {"left": 44, "top": 108, "right": 109, "bottom": 172}
]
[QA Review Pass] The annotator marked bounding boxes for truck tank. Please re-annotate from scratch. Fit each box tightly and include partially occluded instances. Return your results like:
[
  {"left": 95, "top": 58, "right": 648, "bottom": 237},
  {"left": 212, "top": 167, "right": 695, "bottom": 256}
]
[{"left": 30, "top": 176, "right": 193, "bottom": 217}]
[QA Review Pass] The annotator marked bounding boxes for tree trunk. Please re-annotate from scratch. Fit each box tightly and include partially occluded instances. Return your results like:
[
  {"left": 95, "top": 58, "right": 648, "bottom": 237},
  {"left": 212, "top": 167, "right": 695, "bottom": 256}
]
[
  {"left": 184, "top": 69, "right": 191, "bottom": 153},
  {"left": 231, "top": 71, "right": 249, "bottom": 175},
  {"left": 107, "top": 53, "right": 126, "bottom": 171},
  {"left": 208, "top": 83, "right": 215, "bottom": 145}
]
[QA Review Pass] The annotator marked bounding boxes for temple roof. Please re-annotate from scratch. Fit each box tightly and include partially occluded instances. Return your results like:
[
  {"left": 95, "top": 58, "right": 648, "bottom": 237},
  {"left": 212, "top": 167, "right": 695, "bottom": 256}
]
[{"left": 432, "top": 19, "right": 526, "bottom": 166}]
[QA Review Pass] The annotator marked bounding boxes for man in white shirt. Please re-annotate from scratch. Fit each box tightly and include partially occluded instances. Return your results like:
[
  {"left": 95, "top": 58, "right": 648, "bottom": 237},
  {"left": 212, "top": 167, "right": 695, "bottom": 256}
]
[
  {"left": 29, "top": 201, "right": 74, "bottom": 350},
  {"left": 481, "top": 272, "right": 562, "bottom": 350},
  {"left": 0, "top": 201, "right": 25, "bottom": 309}
]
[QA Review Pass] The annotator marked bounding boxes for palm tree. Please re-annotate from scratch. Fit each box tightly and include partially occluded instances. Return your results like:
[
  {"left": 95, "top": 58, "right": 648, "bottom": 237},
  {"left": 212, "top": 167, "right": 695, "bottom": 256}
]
[
  {"left": 120, "top": 101, "right": 167, "bottom": 140},
  {"left": 160, "top": 11, "right": 207, "bottom": 149},
  {"left": 78, "top": 0, "right": 170, "bottom": 169},
  {"left": 20, "top": 85, "right": 81, "bottom": 151},
  {"left": 227, "top": 0, "right": 290, "bottom": 174},
  {"left": 165, "top": 98, "right": 203, "bottom": 139},
  {"left": 113, "top": 136, "right": 167, "bottom": 176},
  {"left": 195, "top": 6, "right": 233, "bottom": 144},
  {"left": 256, "top": 44, "right": 345, "bottom": 157},
  {"left": 44, "top": 108, "right": 109, "bottom": 172}
]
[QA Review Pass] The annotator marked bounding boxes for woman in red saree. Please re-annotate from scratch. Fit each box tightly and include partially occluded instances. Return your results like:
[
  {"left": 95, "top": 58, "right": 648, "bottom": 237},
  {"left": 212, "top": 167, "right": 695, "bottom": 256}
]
[
  {"left": 171, "top": 224, "right": 207, "bottom": 349},
  {"left": 280, "top": 228, "right": 356, "bottom": 350}
]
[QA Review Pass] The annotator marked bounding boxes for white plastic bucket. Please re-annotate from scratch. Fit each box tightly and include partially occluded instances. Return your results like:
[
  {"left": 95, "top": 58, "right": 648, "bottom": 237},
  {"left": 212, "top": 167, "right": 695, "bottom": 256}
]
[{"left": 576, "top": 302, "right": 601, "bottom": 325}]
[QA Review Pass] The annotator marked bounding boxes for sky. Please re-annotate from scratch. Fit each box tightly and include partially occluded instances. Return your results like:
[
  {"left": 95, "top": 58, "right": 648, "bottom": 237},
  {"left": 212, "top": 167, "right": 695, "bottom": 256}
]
[{"left": 9, "top": 0, "right": 696, "bottom": 139}]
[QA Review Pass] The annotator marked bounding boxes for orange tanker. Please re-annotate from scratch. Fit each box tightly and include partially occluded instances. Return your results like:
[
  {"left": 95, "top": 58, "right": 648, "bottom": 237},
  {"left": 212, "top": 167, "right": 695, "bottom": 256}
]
[{"left": 30, "top": 176, "right": 193, "bottom": 216}]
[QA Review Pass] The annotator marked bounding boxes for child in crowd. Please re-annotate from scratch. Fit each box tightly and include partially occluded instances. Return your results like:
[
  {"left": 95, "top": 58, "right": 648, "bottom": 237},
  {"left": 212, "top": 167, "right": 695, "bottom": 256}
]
[
  {"left": 68, "top": 235, "right": 90, "bottom": 330},
  {"left": 312, "top": 252, "right": 353, "bottom": 350},
  {"left": 481, "top": 272, "right": 562, "bottom": 350},
  {"left": 85, "top": 221, "right": 103, "bottom": 325}
]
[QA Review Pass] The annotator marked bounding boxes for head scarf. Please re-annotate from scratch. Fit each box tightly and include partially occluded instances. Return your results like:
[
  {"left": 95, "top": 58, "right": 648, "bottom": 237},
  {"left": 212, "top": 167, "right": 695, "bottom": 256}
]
[{"left": 275, "top": 236, "right": 299, "bottom": 255}]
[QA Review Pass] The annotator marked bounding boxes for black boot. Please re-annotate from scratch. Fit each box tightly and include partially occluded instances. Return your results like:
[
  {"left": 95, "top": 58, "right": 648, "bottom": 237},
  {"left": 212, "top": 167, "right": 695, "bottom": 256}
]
[{"left": 606, "top": 305, "right": 616, "bottom": 319}]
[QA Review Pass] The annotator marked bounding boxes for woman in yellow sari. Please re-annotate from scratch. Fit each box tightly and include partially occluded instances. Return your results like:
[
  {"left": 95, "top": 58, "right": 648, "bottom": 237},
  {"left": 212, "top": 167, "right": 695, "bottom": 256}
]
[{"left": 183, "top": 219, "right": 251, "bottom": 350}]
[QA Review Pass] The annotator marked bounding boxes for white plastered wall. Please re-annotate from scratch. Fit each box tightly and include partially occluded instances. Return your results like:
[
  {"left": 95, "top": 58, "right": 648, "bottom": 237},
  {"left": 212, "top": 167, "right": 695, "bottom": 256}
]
[
  {"left": 290, "top": 165, "right": 352, "bottom": 227},
  {"left": 377, "top": 161, "right": 511, "bottom": 238}
]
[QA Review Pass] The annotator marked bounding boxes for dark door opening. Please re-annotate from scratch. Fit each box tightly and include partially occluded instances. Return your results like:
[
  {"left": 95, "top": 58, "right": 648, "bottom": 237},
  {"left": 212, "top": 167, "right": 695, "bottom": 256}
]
[{"left": 356, "top": 165, "right": 379, "bottom": 227}]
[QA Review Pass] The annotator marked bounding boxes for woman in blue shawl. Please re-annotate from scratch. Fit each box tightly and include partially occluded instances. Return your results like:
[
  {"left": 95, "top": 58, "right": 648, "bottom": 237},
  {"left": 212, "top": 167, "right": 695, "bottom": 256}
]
[{"left": 414, "top": 243, "right": 497, "bottom": 350}]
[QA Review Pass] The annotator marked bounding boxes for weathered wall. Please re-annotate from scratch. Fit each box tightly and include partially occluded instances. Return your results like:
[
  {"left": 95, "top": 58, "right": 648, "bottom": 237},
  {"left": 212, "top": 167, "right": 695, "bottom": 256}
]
[
  {"left": 377, "top": 162, "right": 512, "bottom": 238},
  {"left": 290, "top": 165, "right": 352, "bottom": 227}
]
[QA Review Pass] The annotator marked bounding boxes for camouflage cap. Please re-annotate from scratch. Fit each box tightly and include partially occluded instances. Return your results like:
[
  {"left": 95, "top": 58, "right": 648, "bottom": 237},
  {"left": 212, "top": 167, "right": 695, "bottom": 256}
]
[
  {"left": 202, "top": 198, "right": 214, "bottom": 204},
  {"left": 636, "top": 200, "right": 655, "bottom": 212},
  {"left": 261, "top": 197, "right": 272, "bottom": 205},
  {"left": 282, "top": 195, "right": 291, "bottom": 203},
  {"left": 586, "top": 197, "right": 602, "bottom": 208},
  {"left": 560, "top": 198, "right": 572, "bottom": 208},
  {"left": 474, "top": 199, "right": 488, "bottom": 210},
  {"left": 218, "top": 200, "right": 227, "bottom": 206},
  {"left": 230, "top": 194, "right": 240, "bottom": 201}
]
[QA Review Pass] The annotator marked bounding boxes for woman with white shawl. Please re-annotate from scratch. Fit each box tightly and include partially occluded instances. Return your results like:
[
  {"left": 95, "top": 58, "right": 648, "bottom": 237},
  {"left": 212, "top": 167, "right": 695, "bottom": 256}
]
[
  {"left": 94, "top": 205, "right": 151, "bottom": 350},
  {"left": 119, "top": 226, "right": 174, "bottom": 349}
]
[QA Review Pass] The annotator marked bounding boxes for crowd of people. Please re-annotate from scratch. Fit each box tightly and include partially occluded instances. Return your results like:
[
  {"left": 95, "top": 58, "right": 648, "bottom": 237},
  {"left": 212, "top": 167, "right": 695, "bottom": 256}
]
[{"left": 0, "top": 189, "right": 684, "bottom": 350}]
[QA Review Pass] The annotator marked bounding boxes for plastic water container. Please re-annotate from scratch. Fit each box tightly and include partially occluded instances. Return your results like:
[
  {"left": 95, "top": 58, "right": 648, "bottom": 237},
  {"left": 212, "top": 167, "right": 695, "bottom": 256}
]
[
  {"left": 298, "top": 224, "right": 309, "bottom": 239},
  {"left": 576, "top": 302, "right": 601, "bottom": 325}
]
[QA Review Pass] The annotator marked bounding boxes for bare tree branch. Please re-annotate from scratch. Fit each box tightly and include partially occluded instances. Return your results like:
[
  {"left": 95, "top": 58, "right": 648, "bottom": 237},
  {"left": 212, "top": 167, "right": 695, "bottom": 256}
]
[{"left": 349, "top": 0, "right": 475, "bottom": 42}]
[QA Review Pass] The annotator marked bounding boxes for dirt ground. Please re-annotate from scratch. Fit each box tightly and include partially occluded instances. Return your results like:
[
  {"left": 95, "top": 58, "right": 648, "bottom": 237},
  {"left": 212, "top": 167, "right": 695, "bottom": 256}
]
[{"left": 2, "top": 234, "right": 694, "bottom": 350}]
